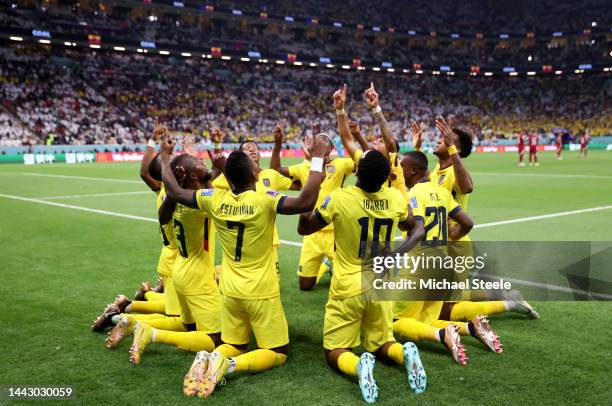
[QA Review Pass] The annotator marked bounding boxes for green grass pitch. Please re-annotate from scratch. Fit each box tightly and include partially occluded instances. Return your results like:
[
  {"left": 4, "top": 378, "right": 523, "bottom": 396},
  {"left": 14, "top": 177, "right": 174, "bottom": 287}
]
[{"left": 1, "top": 150, "right": 611, "bottom": 405}]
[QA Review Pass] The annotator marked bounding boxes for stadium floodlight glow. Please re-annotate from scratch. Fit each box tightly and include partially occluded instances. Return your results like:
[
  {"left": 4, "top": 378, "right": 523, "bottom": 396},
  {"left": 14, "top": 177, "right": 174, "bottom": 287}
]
[
  {"left": 415, "top": 69, "right": 423, "bottom": 74},
  {"left": 432, "top": 70, "right": 440, "bottom": 75},
  {"left": 574, "top": 69, "right": 582, "bottom": 74},
  {"left": 591, "top": 21, "right": 597, "bottom": 27},
  {"left": 181, "top": 52, "right": 191, "bottom": 57},
  {"left": 221, "top": 55, "right": 231, "bottom": 60},
  {"left": 603, "top": 67, "right": 610, "bottom": 72},
  {"left": 206, "top": 54, "right": 212, "bottom": 58},
  {"left": 90, "top": 44, "right": 101, "bottom": 49},
  {"left": 555, "top": 70, "right": 563, "bottom": 75},
  {"left": 240, "top": 57, "right": 250, "bottom": 62},
  {"left": 334, "top": 22, "right": 342, "bottom": 28},
  {"left": 285, "top": 16, "right": 294, "bottom": 22},
  {"left": 136, "top": 48, "right": 144, "bottom": 53},
  {"left": 342, "top": 65, "right": 350, "bottom": 70},
  {"left": 159, "top": 50, "right": 170, "bottom": 55},
  {"left": 357, "top": 66, "right": 366, "bottom": 71},
  {"left": 447, "top": 71, "right": 455, "bottom": 76},
  {"left": 387, "top": 68, "right": 395, "bottom": 72},
  {"left": 293, "top": 61, "right": 303, "bottom": 66},
  {"left": 402, "top": 69, "right": 409, "bottom": 73},
  {"left": 408, "top": 30, "right": 416, "bottom": 35},
  {"left": 32, "top": 29, "right": 51, "bottom": 38},
  {"left": 64, "top": 41, "right": 72, "bottom": 46},
  {"left": 382, "top": 61, "right": 393, "bottom": 68},
  {"left": 9, "top": 36, "right": 23, "bottom": 41},
  {"left": 509, "top": 72, "right": 518, "bottom": 76},
  {"left": 261, "top": 59, "right": 268, "bottom": 63},
  {"left": 578, "top": 64, "right": 592, "bottom": 70},
  {"left": 503, "top": 67, "right": 515, "bottom": 73},
  {"left": 527, "top": 71, "right": 536, "bottom": 76},
  {"left": 372, "top": 67, "right": 381, "bottom": 72},
  {"left": 372, "top": 26, "right": 381, "bottom": 32},
  {"left": 440, "top": 65, "right": 450, "bottom": 72},
  {"left": 484, "top": 72, "right": 493, "bottom": 76},
  {"left": 309, "top": 62, "right": 317, "bottom": 67},
  {"left": 499, "top": 33, "right": 509, "bottom": 39},
  {"left": 232, "top": 9, "right": 242, "bottom": 15},
  {"left": 173, "top": 1, "right": 184, "bottom": 7},
  {"left": 248, "top": 51, "right": 261, "bottom": 58},
  {"left": 528, "top": 55, "right": 533, "bottom": 62},
  {"left": 451, "top": 33, "right": 460, "bottom": 39},
  {"left": 552, "top": 32, "right": 563, "bottom": 37},
  {"left": 470, "top": 72, "right": 477, "bottom": 76},
  {"left": 326, "top": 64, "right": 335, "bottom": 68},
  {"left": 114, "top": 46, "right": 125, "bottom": 51},
  {"left": 275, "top": 60, "right": 286, "bottom": 64},
  {"left": 38, "top": 39, "right": 51, "bottom": 44},
  {"left": 319, "top": 57, "right": 331, "bottom": 63},
  {"left": 140, "top": 41, "right": 156, "bottom": 49}
]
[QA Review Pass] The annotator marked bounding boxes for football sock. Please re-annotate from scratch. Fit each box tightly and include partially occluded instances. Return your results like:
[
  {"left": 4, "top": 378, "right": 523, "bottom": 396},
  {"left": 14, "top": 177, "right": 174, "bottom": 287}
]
[
  {"left": 385, "top": 342, "right": 405, "bottom": 365},
  {"left": 450, "top": 301, "right": 507, "bottom": 321},
  {"left": 123, "top": 313, "right": 167, "bottom": 322},
  {"left": 215, "top": 343, "right": 246, "bottom": 359},
  {"left": 126, "top": 300, "right": 166, "bottom": 314},
  {"left": 144, "top": 291, "right": 165, "bottom": 301},
  {"left": 232, "top": 349, "right": 287, "bottom": 373},
  {"left": 337, "top": 351, "right": 359, "bottom": 377},
  {"left": 152, "top": 330, "right": 215, "bottom": 352},
  {"left": 142, "top": 316, "right": 187, "bottom": 331},
  {"left": 430, "top": 320, "right": 469, "bottom": 336},
  {"left": 393, "top": 318, "right": 440, "bottom": 342}
]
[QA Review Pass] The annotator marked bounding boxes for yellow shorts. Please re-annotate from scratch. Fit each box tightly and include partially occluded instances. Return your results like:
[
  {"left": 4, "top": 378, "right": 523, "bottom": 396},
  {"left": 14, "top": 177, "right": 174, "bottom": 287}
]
[
  {"left": 393, "top": 301, "right": 443, "bottom": 325},
  {"left": 323, "top": 290, "right": 394, "bottom": 352},
  {"left": 162, "top": 275, "right": 181, "bottom": 316},
  {"left": 297, "top": 231, "right": 335, "bottom": 278},
  {"left": 176, "top": 290, "right": 222, "bottom": 334},
  {"left": 221, "top": 295, "right": 289, "bottom": 349},
  {"left": 157, "top": 246, "right": 177, "bottom": 278}
]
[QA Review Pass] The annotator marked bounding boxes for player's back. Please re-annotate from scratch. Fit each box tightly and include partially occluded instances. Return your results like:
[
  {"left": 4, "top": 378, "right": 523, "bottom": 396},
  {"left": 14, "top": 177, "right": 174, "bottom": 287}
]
[{"left": 316, "top": 185, "right": 408, "bottom": 299}]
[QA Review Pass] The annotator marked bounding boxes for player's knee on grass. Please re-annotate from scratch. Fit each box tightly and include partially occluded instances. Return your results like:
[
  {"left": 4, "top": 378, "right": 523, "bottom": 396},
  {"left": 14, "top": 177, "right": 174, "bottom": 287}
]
[
  {"left": 325, "top": 348, "right": 350, "bottom": 370},
  {"left": 210, "top": 332, "right": 223, "bottom": 347},
  {"left": 299, "top": 276, "right": 317, "bottom": 291}
]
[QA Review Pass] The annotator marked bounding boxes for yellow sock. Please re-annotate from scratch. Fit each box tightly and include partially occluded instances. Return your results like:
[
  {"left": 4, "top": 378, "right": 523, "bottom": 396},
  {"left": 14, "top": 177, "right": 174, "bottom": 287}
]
[
  {"left": 153, "top": 330, "right": 215, "bottom": 352},
  {"left": 450, "top": 301, "right": 507, "bottom": 321},
  {"left": 337, "top": 351, "right": 359, "bottom": 377},
  {"left": 127, "top": 313, "right": 167, "bottom": 321},
  {"left": 143, "top": 317, "right": 187, "bottom": 331},
  {"left": 215, "top": 343, "right": 246, "bottom": 358},
  {"left": 430, "top": 320, "right": 469, "bottom": 336},
  {"left": 232, "top": 349, "right": 287, "bottom": 374},
  {"left": 393, "top": 318, "right": 440, "bottom": 342},
  {"left": 128, "top": 300, "right": 165, "bottom": 314},
  {"left": 144, "top": 291, "right": 165, "bottom": 301},
  {"left": 386, "top": 342, "right": 405, "bottom": 365}
]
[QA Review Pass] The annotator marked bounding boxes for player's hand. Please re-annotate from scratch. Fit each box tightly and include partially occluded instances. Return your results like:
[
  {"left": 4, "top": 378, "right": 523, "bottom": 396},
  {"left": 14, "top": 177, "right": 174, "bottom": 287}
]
[
  {"left": 348, "top": 120, "right": 361, "bottom": 136},
  {"left": 310, "top": 134, "right": 330, "bottom": 158},
  {"left": 183, "top": 134, "right": 195, "bottom": 156},
  {"left": 332, "top": 83, "right": 347, "bottom": 110},
  {"left": 210, "top": 128, "right": 223, "bottom": 144},
  {"left": 173, "top": 165, "right": 187, "bottom": 185},
  {"left": 160, "top": 135, "right": 174, "bottom": 157},
  {"left": 410, "top": 119, "right": 423, "bottom": 149},
  {"left": 151, "top": 118, "right": 167, "bottom": 141},
  {"left": 302, "top": 134, "right": 313, "bottom": 160},
  {"left": 274, "top": 119, "right": 286, "bottom": 145},
  {"left": 435, "top": 116, "right": 456, "bottom": 148},
  {"left": 206, "top": 149, "right": 225, "bottom": 172},
  {"left": 364, "top": 82, "right": 379, "bottom": 109},
  {"left": 311, "top": 122, "right": 321, "bottom": 136}
]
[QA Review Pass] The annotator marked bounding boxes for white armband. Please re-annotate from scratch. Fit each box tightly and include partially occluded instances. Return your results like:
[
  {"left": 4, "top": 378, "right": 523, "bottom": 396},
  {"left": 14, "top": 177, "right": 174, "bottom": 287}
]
[
  {"left": 311, "top": 157, "right": 324, "bottom": 173},
  {"left": 147, "top": 139, "right": 156, "bottom": 148},
  {"left": 371, "top": 105, "right": 382, "bottom": 114}
]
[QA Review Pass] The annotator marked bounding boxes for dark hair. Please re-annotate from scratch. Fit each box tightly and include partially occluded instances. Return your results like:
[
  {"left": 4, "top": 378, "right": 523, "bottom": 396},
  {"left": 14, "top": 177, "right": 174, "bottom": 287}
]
[
  {"left": 357, "top": 150, "right": 391, "bottom": 193},
  {"left": 239, "top": 139, "right": 259, "bottom": 151},
  {"left": 453, "top": 128, "right": 473, "bottom": 159},
  {"left": 170, "top": 153, "right": 194, "bottom": 173},
  {"left": 403, "top": 151, "right": 428, "bottom": 171},
  {"left": 224, "top": 150, "right": 253, "bottom": 188},
  {"left": 148, "top": 153, "right": 162, "bottom": 181}
]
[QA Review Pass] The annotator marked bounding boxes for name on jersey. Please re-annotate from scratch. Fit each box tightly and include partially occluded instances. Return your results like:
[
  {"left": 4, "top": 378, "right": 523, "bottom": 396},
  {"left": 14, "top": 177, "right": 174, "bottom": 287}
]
[
  {"left": 363, "top": 199, "right": 389, "bottom": 211},
  {"left": 218, "top": 203, "right": 254, "bottom": 216}
]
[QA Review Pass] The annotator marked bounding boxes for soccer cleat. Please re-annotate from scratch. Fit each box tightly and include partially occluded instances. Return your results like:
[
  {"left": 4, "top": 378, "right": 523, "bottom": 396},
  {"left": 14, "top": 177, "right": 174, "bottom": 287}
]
[
  {"left": 535, "top": 162, "right": 540, "bottom": 166},
  {"left": 134, "top": 282, "right": 152, "bottom": 301},
  {"left": 357, "top": 352, "right": 378, "bottom": 404},
  {"left": 504, "top": 290, "right": 540, "bottom": 319},
  {"left": 113, "top": 294, "right": 131, "bottom": 313},
  {"left": 183, "top": 351, "right": 210, "bottom": 397},
  {"left": 152, "top": 276, "right": 164, "bottom": 293},
  {"left": 91, "top": 302, "right": 120, "bottom": 332},
  {"left": 403, "top": 342, "right": 427, "bottom": 394},
  {"left": 518, "top": 162, "right": 526, "bottom": 167},
  {"left": 198, "top": 350, "right": 229, "bottom": 397},
  {"left": 471, "top": 315, "right": 503, "bottom": 354},
  {"left": 129, "top": 323, "right": 153, "bottom": 365},
  {"left": 442, "top": 324, "right": 468, "bottom": 366},
  {"left": 105, "top": 314, "right": 135, "bottom": 349}
]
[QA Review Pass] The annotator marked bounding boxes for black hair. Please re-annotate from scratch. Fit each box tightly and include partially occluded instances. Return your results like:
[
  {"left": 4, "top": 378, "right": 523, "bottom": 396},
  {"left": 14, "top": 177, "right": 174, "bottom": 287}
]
[
  {"left": 403, "top": 151, "right": 428, "bottom": 171},
  {"left": 239, "top": 139, "right": 259, "bottom": 151},
  {"left": 357, "top": 150, "right": 391, "bottom": 193},
  {"left": 224, "top": 150, "right": 253, "bottom": 189},
  {"left": 453, "top": 128, "right": 473, "bottom": 159},
  {"left": 148, "top": 153, "right": 162, "bottom": 181}
]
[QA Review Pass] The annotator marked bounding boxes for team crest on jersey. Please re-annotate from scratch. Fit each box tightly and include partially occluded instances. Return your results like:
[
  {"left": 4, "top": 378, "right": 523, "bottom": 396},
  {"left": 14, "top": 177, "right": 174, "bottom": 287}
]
[
  {"left": 263, "top": 178, "right": 271, "bottom": 187},
  {"left": 321, "top": 195, "right": 332, "bottom": 209},
  {"left": 437, "top": 174, "right": 446, "bottom": 185},
  {"left": 326, "top": 165, "right": 335, "bottom": 174},
  {"left": 409, "top": 197, "right": 418, "bottom": 209},
  {"left": 200, "top": 189, "right": 214, "bottom": 196},
  {"left": 266, "top": 190, "right": 280, "bottom": 198}
]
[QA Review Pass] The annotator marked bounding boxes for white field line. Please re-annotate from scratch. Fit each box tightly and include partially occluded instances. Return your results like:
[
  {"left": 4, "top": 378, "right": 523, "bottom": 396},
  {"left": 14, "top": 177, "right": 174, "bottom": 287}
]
[
  {"left": 480, "top": 274, "right": 612, "bottom": 300},
  {"left": 21, "top": 173, "right": 142, "bottom": 184},
  {"left": 1, "top": 193, "right": 611, "bottom": 296},
  {"left": 40, "top": 191, "right": 150, "bottom": 200},
  {"left": 471, "top": 172, "right": 612, "bottom": 180}
]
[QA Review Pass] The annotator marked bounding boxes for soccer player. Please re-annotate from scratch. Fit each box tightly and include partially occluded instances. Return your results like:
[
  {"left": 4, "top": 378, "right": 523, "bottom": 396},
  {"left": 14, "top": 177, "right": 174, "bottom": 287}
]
[
  {"left": 393, "top": 151, "right": 503, "bottom": 361},
  {"left": 518, "top": 131, "right": 526, "bottom": 166},
  {"left": 271, "top": 116, "right": 356, "bottom": 291},
  {"left": 555, "top": 132, "right": 563, "bottom": 160},
  {"left": 578, "top": 129, "right": 589, "bottom": 158},
  {"left": 126, "top": 150, "right": 222, "bottom": 365},
  {"left": 159, "top": 134, "right": 330, "bottom": 397},
  {"left": 528, "top": 130, "right": 540, "bottom": 166},
  {"left": 298, "top": 149, "right": 429, "bottom": 403}
]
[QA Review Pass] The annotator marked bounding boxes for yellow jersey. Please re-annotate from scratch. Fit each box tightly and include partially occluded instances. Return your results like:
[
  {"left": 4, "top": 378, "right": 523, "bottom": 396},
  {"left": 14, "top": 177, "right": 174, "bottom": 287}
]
[
  {"left": 408, "top": 180, "right": 460, "bottom": 248},
  {"left": 316, "top": 185, "right": 409, "bottom": 299},
  {"left": 288, "top": 157, "right": 355, "bottom": 232},
  {"left": 429, "top": 163, "right": 470, "bottom": 241},
  {"left": 171, "top": 202, "right": 217, "bottom": 296},
  {"left": 196, "top": 188, "right": 286, "bottom": 299},
  {"left": 353, "top": 149, "right": 408, "bottom": 199},
  {"left": 156, "top": 185, "right": 177, "bottom": 277}
]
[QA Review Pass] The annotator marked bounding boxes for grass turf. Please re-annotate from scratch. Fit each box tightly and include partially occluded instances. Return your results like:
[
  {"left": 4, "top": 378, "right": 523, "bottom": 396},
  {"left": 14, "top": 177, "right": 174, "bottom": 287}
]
[{"left": 0, "top": 150, "right": 611, "bottom": 405}]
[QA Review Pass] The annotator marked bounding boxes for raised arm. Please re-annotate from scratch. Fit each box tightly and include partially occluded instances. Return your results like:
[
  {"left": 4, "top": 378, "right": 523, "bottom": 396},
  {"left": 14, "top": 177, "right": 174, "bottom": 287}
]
[
  {"left": 334, "top": 84, "right": 360, "bottom": 161},
  {"left": 410, "top": 120, "right": 423, "bottom": 151},
  {"left": 278, "top": 135, "right": 329, "bottom": 215},
  {"left": 365, "top": 83, "right": 396, "bottom": 155},
  {"left": 158, "top": 194, "right": 177, "bottom": 226},
  {"left": 159, "top": 136, "right": 198, "bottom": 208},
  {"left": 448, "top": 208, "right": 474, "bottom": 240},
  {"left": 140, "top": 119, "right": 166, "bottom": 191},
  {"left": 271, "top": 121, "right": 292, "bottom": 177},
  {"left": 436, "top": 117, "right": 473, "bottom": 194},
  {"left": 349, "top": 120, "right": 369, "bottom": 152}
]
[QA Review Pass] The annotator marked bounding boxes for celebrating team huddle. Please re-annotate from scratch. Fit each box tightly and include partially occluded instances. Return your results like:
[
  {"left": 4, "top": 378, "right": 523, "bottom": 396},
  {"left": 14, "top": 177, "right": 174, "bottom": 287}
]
[{"left": 91, "top": 84, "right": 539, "bottom": 403}]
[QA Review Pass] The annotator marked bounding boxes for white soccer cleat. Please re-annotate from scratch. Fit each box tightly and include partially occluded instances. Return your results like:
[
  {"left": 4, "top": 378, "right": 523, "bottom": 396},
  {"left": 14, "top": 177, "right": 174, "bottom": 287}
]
[
  {"left": 357, "top": 352, "right": 378, "bottom": 404},
  {"left": 442, "top": 324, "right": 468, "bottom": 366},
  {"left": 183, "top": 351, "right": 210, "bottom": 397},
  {"left": 471, "top": 315, "right": 503, "bottom": 354},
  {"left": 504, "top": 290, "right": 540, "bottom": 319},
  {"left": 403, "top": 342, "right": 427, "bottom": 393}
]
